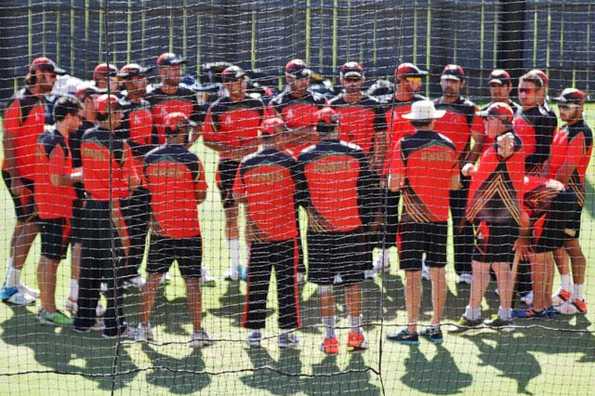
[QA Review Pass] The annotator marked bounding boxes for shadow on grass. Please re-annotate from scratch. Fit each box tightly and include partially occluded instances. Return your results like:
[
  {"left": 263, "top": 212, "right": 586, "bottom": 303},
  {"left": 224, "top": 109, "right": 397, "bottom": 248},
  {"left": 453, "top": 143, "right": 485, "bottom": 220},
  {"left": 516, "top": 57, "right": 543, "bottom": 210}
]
[{"left": 0, "top": 305, "right": 138, "bottom": 391}]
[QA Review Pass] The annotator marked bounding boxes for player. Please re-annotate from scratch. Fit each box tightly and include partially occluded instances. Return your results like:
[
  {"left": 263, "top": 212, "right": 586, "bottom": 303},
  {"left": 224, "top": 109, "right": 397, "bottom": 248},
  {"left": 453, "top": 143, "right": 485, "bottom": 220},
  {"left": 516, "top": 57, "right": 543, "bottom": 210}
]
[
  {"left": 297, "top": 108, "right": 377, "bottom": 355},
  {"left": 386, "top": 100, "right": 459, "bottom": 345},
  {"left": 73, "top": 94, "right": 138, "bottom": 338},
  {"left": 549, "top": 88, "right": 592, "bottom": 313},
  {"left": 378, "top": 62, "right": 428, "bottom": 274},
  {"left": 0, "top": 57, "right": 65, "bottom": 305},
  {"left": 233, "top": 117, "right": 301, "bottom": 349},
  {"left": 92, "top": 63, "right": 119, "bottom": 93},
  {"left": 482, "top": 69, "right": 521, "bottom": 114},
  {"left": 451, "top": 102, "right": 528, "bottom": 331},
  {"left": 137, "top": 112, "right": 213, "bottom": 347},
  {"left": 34, "top": 96, "right": 83, "bottom": 326},
  {"left": 434, "top": 65, "right": 484, "bottom": 284},
  {"left": 203, "top": 66, "right": 264, "bottom": 281},
  {"left": 117, "top": 63, "right": 154, "bottom": 289}
]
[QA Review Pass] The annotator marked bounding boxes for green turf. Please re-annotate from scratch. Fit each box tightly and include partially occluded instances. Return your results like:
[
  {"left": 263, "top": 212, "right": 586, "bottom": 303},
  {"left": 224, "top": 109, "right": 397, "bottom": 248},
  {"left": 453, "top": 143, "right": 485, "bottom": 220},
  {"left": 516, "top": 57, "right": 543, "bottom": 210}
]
[{"left": 0, "top": 106, "right": 594, "bottom": 395}]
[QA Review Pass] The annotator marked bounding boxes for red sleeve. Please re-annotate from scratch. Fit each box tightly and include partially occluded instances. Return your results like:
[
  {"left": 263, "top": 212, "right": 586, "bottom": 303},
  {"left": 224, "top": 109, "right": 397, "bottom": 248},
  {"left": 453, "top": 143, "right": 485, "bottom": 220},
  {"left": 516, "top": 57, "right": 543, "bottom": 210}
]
[
  {"left": 195, "top": 159, "right": 208, "bottom": 194},
  {"left": 471, "top": 112, "right": 484, "bottom": 134},
  {"left": 232, "top": 165, "right": 245, "bottom": 199},
  {"left": 48, "top": 145, "right": 66, "bottom": 181},
  {"left": 3, "top": 100, "right": 22, "bottom": 137},
  {"left": 508, "top": 147, "right": 527, "bottom": 214},
  {"left": 564, "top": 134, "right": 585, "bottom": 169}
]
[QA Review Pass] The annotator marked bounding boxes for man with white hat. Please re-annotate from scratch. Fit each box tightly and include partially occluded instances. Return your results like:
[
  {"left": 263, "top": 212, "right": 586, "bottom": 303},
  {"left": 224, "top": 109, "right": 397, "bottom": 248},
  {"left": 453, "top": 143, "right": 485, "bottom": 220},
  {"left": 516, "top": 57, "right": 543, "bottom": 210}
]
[{"left": 386, "top": 100, "right": 459, "bottom": 345}]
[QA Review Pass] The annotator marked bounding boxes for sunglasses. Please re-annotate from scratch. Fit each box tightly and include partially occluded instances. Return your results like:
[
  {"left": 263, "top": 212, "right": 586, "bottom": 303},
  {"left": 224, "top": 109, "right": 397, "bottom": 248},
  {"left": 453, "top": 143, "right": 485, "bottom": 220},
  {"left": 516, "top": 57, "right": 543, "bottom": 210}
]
[{"left": 405, "top": 77, "right": 422, "bottom": 83}]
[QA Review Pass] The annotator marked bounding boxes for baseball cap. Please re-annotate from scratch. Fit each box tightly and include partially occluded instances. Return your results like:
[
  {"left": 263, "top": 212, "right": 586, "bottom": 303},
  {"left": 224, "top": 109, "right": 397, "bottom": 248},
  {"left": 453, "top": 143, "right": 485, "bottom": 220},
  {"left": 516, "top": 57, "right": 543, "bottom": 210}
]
[
  {"left": 117, "top": 63, "right": 151, "bottom": 79},
  {"left": 340, "top": 62, "right": 364, "bottom": 80},
  {"left": 488, "top": 69, "right": 511, "bottom": 86},
  {"left": 156, "top": 52, "right": 186, "bottom": 67},
  {"left": 529, "top": 69, "right": 549, "bottom": 87},
  {"left": 93, "top": 63, "right": 118, "bottom": 81},
  {"left": 221, "top": 65, "right": 246, "bottom": 82},
  {"left": 552, "top": 88, "right": 586, "bottom": 105},
  {"left": 402, "top": 100, "right": 445, "bottom": 120},
  {"left": 95, "top": 94, "right": 124, "bottom": 114},
  {"left": 261, "top": 117, "right": 286, "bottom": 136},
  {"left": 441, "top": 64, "right": 465, "bottom": 81},
  {"left": 74, "top": 82, "right": 105, "bottom": 100},
  {"left": 395, "top": 62, "right": 428, "bottom": 79},
  {"left": 30, "top": 57, "right": 66, "bottom": 75},
  {"left": 477, "top": 102, "right": 514, "bottom": 123},
  {"left": 164, "top": 112, "right": 196, "bottom": 133},
  {"left": 285, "top": 59, "right": 311, "bottom": 79}
]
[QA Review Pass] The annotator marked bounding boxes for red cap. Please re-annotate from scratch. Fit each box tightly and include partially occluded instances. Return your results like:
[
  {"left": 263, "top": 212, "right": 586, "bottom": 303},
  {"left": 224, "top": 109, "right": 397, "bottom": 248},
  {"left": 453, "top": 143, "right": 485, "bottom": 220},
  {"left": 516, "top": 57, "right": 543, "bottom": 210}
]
[
  {"left": 477, "top": 102, "right": 514, "bottom": 123},
  {"left": 156, "top": 52, "right": 186, "bottom": 67},
  {"left": 530, "top": 69, "right": 549, "bottom": 87},
  {"left": 30, "top": 57, "right": 66, "bottom": 75},
  {"left": 164, "top": 112, "right": 196, "bottom": 132},
  {"left": 340, "top": 62, "right": 364, "bottom": 79},
  {"left": 441, "top": 64, "right": 465, "bottom": 81},
  {"left": 488, "top": 69, "right": 511, "bottom": 85},
  {"left": 552, "top": 88, "right": 587, "bottom": 105},
  {"left": 395, "top": 62, "right": 428, "bottom": 79},
  {"left": 93, "top": 63, "right": 118, "bottom": 81},
  {"left": 261, "top": 117, "right": 286, "bottom": 136},
  {"left": 285, "top": 59, "right": 310, "bottom": 79},
  {"left": 95, "top": 94, "right": 122, "bottom": 114},
  {"left": 221, "top": 65, "right": 246, "bottom": 82}
]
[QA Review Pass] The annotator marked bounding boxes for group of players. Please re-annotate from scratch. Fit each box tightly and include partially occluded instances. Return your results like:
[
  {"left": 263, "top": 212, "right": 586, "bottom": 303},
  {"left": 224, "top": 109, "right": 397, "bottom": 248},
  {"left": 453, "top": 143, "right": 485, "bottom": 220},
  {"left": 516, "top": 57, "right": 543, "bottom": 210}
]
[{"left": 0, "top": 52, "right": 591, "bottom": 354}]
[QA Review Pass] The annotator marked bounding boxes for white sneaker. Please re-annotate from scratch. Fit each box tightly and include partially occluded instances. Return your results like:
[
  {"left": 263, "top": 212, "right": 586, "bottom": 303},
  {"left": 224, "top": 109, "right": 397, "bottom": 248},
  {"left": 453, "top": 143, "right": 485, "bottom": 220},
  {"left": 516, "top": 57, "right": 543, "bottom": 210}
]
[
  {"left": 224, "top": 265, "right": 240, "bottom": 281},
  {"left": 7, "top": 290, "right": 36, "bottom": 305},
  {"left": 373, "top": 251, "right": 390, "bottom": 273},
  {"left": 520, "top": 291, "right": 534, "bottom": 306},
  {"left": 124, "top": 275, "right": 146, "bottom": 289},
  {"left": 18, "top": 283, "right": 39, "bottom": 298},
  {"left": 135, "top": 323, "right": 155, "bottom": 342},
  {"left": 189, "top": 329, "right": 213, "bottom": 348},
  {"left": 201, "top": 267, "right": 216, "bottom": 286},
  {"left": 65, "top": 297, "right": 78, "bottom": 315},
  {"left": 457, "top": 273, "right": 473, "bottom": 285}
]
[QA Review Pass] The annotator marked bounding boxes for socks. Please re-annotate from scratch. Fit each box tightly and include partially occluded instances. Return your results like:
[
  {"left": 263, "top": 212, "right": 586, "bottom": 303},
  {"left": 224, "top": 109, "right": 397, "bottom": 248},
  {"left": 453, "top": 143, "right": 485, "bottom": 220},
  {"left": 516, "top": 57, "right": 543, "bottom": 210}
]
[
  {"left": 322, "top": 316, "right": 336, "bottom": 339},
  {"left": 498, "top": 306, "right": 512, "bottom": 321},
  {"left": 560, "top": 274, "right": 572, "bottom": 291},
  {"left": 574, "top": 283, "right": 585, "bottom": 300},
  {"left": 69, "top": 279, "right": 79, "bottom": 301},
  {"left": 228, "top": 239, "right": 241, "bottom": 273},
  {"left": 464, "top": 305, "right": 481, "bottom": 321},
  {"left": 349, "top": 315, "right": 363, "bottom": 334},
  {"left": 5, "top": 261, "right": 20, "bottom": 288}
]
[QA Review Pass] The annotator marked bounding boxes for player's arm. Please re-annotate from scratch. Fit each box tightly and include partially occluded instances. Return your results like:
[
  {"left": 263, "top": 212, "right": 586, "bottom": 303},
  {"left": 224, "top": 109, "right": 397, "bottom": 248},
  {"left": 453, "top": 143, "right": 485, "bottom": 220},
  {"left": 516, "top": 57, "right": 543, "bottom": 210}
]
[
  {"left": 48, "top": 145, "right": 74, "bottom": 186},
  {"left": 371, "top": 105, "right": 387, "bottom": 174},
  {"left": 2, "top": 101, "right": 24, "bottom": 192},
  {"left": 232, "top": 164, "right": 247, "bottom": 204},
  {"left": 554, "top": 134, "right": 584, "bottom": 186},
  {"left": 463, "top": 112, "right": 485, "bottom": 165},
  {"left": 201, "top": 107, "right": 233, "bottom": 153},
  {"left": 387, "top": 140, "right": 404, "bottom": 192},
  {"left": 124, "top": 143, "right": 140, "bottom": 191}
]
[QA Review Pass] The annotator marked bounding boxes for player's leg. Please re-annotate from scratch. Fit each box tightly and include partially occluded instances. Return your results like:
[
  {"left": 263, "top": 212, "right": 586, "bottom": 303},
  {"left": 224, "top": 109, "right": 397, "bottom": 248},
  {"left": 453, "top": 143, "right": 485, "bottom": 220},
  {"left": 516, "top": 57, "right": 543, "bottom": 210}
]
[
  {"left": 422, "top": 222, "right": 448, "bottom": 343},
  {"left": 552, "top": 247, "right": 573, "bottom": 304},
  {"left": 65, "top": 241, "right": 82, "bottom": 314},
  {"left": 274, "top": 239, "right": 300, "bottom": 348},
  {"left": 121, "top": 187, "right": 149, "bottom": 288},
  {"left": 489, "top": 261, "right": 514, "bottom": 326},
  {"left": 452, "top": 260, "right": 489, "bottom": 333},
  {"left": 450, "top": 177, "right": 473, "bottom": 282},
  {"left": 565, "top": 239, "right": 587, "bottom": 313},
  {"left": 374, "top": 189, "right": 399, "bottom": 273},
  {"left": 73, "top": 245, "right": 102, "bottom": 332},
  {"left": 218, "top": 159, "right": 244, "bottom": 281}
]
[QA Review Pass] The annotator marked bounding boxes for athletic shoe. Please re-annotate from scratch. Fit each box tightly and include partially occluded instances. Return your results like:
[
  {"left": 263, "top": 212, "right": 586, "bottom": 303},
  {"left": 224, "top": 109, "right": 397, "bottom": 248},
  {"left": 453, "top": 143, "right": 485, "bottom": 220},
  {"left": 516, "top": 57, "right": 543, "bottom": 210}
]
[
  {"left": 449, "top": 316, "right": 482, "bottom": 333},
  {"left": 320, "top": 337, "right": 339, "bottom": 355},
  {"left": 420, "top": 326, "right": 443, "bottom": 344},
  {"left": 554, "top": 300, "right": 579, "bottom": 315},
  {"left": 38, "top": 309, "right": 73, "bottom": 326},
  {"left": 123, "top": 275, "right": 146, "bottom": 290},
  {"left": 135, "top": 323, "right": 155, "bottom": 342},
  {"left": 386, "top": 328, "right": 419, "bottom": 345},
  {"left": 65, "top": 297, "right": 78, "bottom": 315},
  {"left": 189, "top": 329, "right": 213, "bottom": 348},
  {"left": 1, "top": 287, "right": 36, "bottom": 305},
  {"left": 520, "top": 291, "right": 533, "bottom": 306},
  {"left": 347, "top": 331, "right": 368, "bottom": 351},
  {"left": 247, "top": 330, "right": 262, "bottom": 347},
  {"left": 373, "top": 251, "right": 390, "bottom": 273},
  {"left": 279, "top": 332, "right": 300, "bottom": 349},
  {"left": 73, "top": 318, "right": 104, "bottom": 333},
  {"left": 456, "top": 273, "right": 472, "bottom": 285},
  {"left": 102, "top": 326, "right": 136, "bottom": 339},
  {"left": 483, "top": 315, "right": 512, "bottom": 329},
  {"left": 543, "top": 306, "right": 558, "bottom": 318},
  {"left": 553, "top": 288, "right": 572, "bottom": 303},
  {"left": 513, "top": 308, "right": 545, "bottom": 319},
  {"left": 572, "top": 298, "right": 588, "bottom": 314},
  {"left": 17, "top": 283, "right": 39, "bottom": 298},
  {"left": 201, "top": 267, "right": 216, "bottom": 287}
]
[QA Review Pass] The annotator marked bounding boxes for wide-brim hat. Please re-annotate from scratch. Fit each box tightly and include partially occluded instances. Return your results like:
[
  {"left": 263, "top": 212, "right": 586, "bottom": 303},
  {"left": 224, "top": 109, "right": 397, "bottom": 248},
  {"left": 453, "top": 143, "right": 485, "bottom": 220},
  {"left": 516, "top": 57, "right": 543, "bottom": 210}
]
[{"left": 402, "top": 100, "right": 445, "bottom": 120}]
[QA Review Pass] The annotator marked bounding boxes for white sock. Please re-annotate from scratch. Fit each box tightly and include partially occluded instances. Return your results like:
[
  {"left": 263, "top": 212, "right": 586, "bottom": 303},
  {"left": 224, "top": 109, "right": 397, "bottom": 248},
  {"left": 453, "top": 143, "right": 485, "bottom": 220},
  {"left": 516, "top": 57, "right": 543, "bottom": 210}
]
[
  {"left": 498, "top": 306, "right": 512, "bottom": 321},
  {"left": 464, "top": 305, "right": 481, "bottom": 321},
  {"left": 349, "top": 315, "right": 363, "bottom": 333},
  {"left": 322, "top": 316, "right": 336, "bottom": 339},
  {"left": 5, "top": 263, "right": 20, "bottom": 288},
  {"left": 69, "top": 279, "right": 79, "bottom": 301},
  {"left": 574, "top": 284, "right": 585, "bottom": 300},
  {"left": 560, "top": 274, "right": 572, "bottom": 291},
  {"left": 228, "top": 239, "right": 241, "bottom": 272}
]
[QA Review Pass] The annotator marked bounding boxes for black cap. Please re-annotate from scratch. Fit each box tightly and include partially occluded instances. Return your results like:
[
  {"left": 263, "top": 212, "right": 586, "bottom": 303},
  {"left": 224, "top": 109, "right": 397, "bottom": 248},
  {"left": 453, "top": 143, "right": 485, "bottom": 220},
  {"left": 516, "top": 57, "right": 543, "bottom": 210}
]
[{"left": 156, "top": 52, "right": 186, "bottom": 66}]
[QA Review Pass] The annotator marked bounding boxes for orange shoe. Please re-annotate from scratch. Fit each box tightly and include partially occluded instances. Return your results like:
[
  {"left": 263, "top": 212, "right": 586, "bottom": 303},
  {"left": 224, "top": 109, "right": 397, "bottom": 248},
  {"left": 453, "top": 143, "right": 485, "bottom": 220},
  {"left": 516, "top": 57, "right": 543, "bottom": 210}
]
[
  {"left": 347, "top": 331, "right": 368, "bottom": 352},
  {"left": 572, "top": 298, "right": 588, "bottom": 314},
  {"left": 321, "top": 337, "right": 339, "bottom": 355}
]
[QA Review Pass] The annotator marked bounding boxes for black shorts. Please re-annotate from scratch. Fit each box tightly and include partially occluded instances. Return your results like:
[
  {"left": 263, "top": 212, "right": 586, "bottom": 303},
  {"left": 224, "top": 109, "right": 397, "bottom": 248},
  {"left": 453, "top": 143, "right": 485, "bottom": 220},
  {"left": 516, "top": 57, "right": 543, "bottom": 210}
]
[
  {"left": 473, "top": 222, "right": 518, "bottom": 263},
  {"left": 563, "top": 198, "right": 583, "bottom": 240},
  {"left": 532, "top": 190, "right": 576, "bottom": 253},
  {"left": 2, "top": 171, "right": 37, "bottom": 222},
  {"left": 307, "top": 230, "right": 370, "bottom": 286},
  {"left": 216, "top": 159, "right": 240, "bottom": 209},
  {"left": 146, "top": 234, "right": 202, "bottom": 278},
  {"left": 397, "top": 221, "right": 448, "bottom": 271},
  {"left": 70, "top": 199, "right": 85, "bottom": 244},
  {"left": 40, "top": 218, "right": 71, "bottom": 261}
]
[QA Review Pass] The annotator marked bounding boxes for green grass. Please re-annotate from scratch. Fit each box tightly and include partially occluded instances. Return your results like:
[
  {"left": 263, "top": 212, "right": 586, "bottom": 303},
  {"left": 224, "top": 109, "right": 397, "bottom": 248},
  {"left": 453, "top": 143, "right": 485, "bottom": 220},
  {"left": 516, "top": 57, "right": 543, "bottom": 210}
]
[{"left": 0, "top": 107, "right": 594, "bottom": 395}]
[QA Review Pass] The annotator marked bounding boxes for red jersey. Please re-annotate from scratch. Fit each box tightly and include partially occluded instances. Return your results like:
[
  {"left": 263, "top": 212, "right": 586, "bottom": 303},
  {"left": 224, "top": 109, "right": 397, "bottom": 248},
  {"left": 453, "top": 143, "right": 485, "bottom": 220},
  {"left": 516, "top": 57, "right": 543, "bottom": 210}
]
[
  {"left": 548, "top": 120, "right": 593, "bottom": 207},
  {"left": 144, "top": 144, "right": 207, "bottom": 239},
  {"left": 80, "top": 127, "right": 137, "bottom": 201},
  {"left": 268, "top": 89, "right": 326, "bottom": 155},
  {"left": 120, "top": 99, "right": 154, "bottom": 185},
  {"left": 297, "top": 140, "right": 377, "bottom": 233},
  {"left": 233, "top": 148, "right": 299, "bottom": 242},
  {"left": 34, "top": 126, "right": 77, "bottom": 219},
  {"left": 327, "top": 94, "right": 385, "bottom": 155},
  {"left": 433, "top": 97, "right": 484, "bottom": 165},
  {"left": 390, "top": 130, "right": 458, "bottom": 222},
  {"left": 466, "top": 132, "right": 526, "bottom": 225},
  {"left": 2, "top": 88, "right": 47, "bottom": 180},
  {"left": 147, "top": 84, "right": 203, "bottom": 145},
  {"left": 513, "top": 106, "right": 557, "bottom": 174},
  {"left": 202, "top": 96, "right": 264, "bottom": 161}
]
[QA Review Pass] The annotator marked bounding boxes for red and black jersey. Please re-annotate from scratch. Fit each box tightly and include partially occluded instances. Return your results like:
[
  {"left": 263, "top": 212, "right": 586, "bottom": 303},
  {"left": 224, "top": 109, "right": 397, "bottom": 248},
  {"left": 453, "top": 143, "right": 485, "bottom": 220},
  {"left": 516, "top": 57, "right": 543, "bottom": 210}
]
[
  {"left": 327, "top": 94, "right": 385, "bottom": 155},
  {"left": 233, "top": 148, "right": 299, "bottom": 242},
  {"left": 147, "top": 84, "right": 203, "bottom": 145},
  {"left": 548, "top": 120, "right": 593, "bottom": 207},
  {"left": 2, "top": 88, "right": 47, "bottom": 179},
  {"left": 268, "top": 89, "right": 326, "bottom": 155},
  {"left": 390, "top": 130, "right": 458, "bottom": 222},
  {"left": 466, "top": 132, "right": 526, "bottom": 225},
  {"left": 382, "top": 93, "right": 427, "bottom": 176},
  {"left": 144, "top": 144, "right": 207, "bottom": 239},
  {"left": 120, "top": 99, "right": 154, "bottom": 185},
  {"left": 433, "top": 96, "right": 484, "bottom": 164},
  {"left": 80, "top": 126, "right": 136, "bottom": 201},
  {"left": 297, "top": 139, "right": 377, "bottom": 233},
  {"left": 34, "top": 126, "right": 76, "bottom": 219},
  {"left": 69, "top": 120, "right": 94, "bottom": 200},
  {"left": 513, "top": 106, "right": 557, "bottom": 174},
  {"left": 203, "top": 95, "right": 265, "bottom": 161}
]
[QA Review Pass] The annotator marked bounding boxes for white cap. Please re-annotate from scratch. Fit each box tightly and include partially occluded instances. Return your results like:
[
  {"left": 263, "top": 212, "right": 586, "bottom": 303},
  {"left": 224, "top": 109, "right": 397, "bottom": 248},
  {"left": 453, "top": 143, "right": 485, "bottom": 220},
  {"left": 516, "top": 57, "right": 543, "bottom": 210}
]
[{"left": 402, "top": 100, "right": 446, "bottom": 120}]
